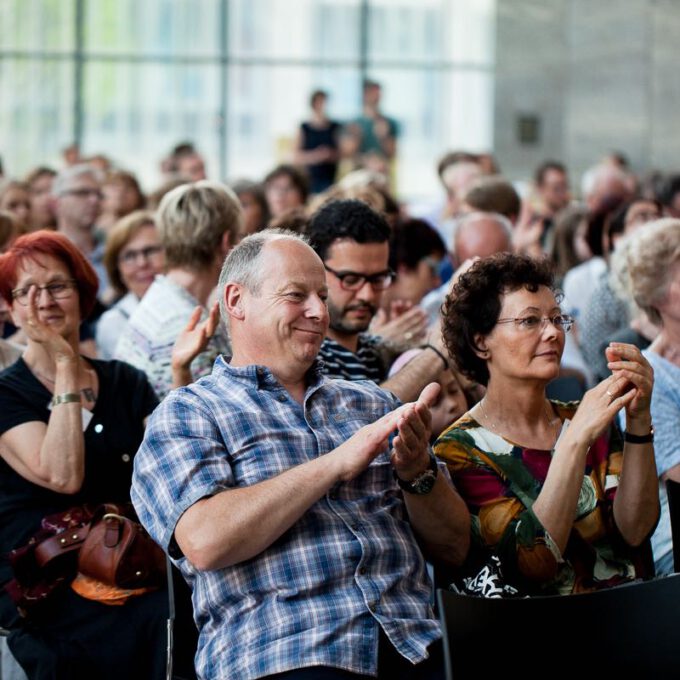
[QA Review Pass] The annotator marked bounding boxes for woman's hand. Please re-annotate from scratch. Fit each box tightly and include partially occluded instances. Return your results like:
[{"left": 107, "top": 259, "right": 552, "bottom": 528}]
[
  {"left": 605, "top": 342, "right": 654, "bottom": 424},
  {"left": 171, "top": 303, "right": 220, "bottom": 388},
  {"left": 570, "top": 371, "right": 637, "bottom": 446},
  {"left": 23, "top": 286, "right": 76, "bottom": 363}
]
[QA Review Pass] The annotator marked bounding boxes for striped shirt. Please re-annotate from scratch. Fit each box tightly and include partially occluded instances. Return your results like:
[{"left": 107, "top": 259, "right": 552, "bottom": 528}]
[
  {"left": 131, "top": 356, "right": 440, "bottom": 680},
  {"left": 114, "top": 275, "right": 230, "bottom": 399},
  {"left": 318, "top": 333, "right": 388, "bottom": 383}
]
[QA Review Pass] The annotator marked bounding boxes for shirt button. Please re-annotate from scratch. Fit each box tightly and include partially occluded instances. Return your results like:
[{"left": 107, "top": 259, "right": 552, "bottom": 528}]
[
  {"left": 256, "top": 368, "right": 264, "bottom": 376},
  {"left": 277, "top": 394, "right": 287, "bottom": 402},
  {"left": 121, "top": 453, "right": 131, "bottom": 463},
  {"left": 328, "top": 492, "right": 337, "bottom": 500},
  {"left": 94, "top": 424, "right": 103, "bottom": 433},
  {"left": 350, "top": 523, "right": 359, "bottom": 531},
  {"left": 359, "top": 567, "right": 367, "bottom": 575}
]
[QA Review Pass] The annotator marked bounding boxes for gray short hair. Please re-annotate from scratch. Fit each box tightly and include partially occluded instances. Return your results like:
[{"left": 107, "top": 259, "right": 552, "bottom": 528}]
[
  {"left": 52, "top": 164, "right": 104, "bottom": 196},
  {"left": 217, "top": 229, "right": 308, "bottom": 320},
  {"left": 626, "top": 218, "right": 680, "bottom": 326},
  {"left": 157, "top": 180, "right": 242, "bottom": 269}
]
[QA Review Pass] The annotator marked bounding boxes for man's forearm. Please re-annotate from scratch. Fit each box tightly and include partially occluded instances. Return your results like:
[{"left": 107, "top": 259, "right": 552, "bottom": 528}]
[
  {"left": 175, "top": 453, "right": 342, "bottom": 571},
  {"left": 380, "top": 347, "right": 446, "bottom": 402},
  {"left": 403, "top": 474, "right": 470, "bottom": 566}
]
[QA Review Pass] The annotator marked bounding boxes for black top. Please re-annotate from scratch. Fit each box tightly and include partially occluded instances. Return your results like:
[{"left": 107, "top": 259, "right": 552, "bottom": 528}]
[
  {"left": 300, "top": 120, "right": 340, "bottom": 194},
  {"left": 0, "top": 357, "right": 158, "bottom": 586}
]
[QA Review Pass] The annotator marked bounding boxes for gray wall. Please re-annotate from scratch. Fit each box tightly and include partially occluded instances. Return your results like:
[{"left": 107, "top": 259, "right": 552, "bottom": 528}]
[{"left": 494, "top": 0, "right": 680, "bottom": 187}]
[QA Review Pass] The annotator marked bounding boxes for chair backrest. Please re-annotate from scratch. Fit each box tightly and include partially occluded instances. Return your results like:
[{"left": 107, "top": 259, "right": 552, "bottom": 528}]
[
  {"left": 437, "top": 575, "right": 680, "bottom": 679},
  {"left": 666, "top": 479, "right": 680, "bottom": 573}
]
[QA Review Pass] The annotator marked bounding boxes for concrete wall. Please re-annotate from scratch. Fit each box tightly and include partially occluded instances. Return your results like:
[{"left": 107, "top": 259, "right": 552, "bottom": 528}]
[{"left": 494, "top": 0, "right": 680, "bottom": 187}]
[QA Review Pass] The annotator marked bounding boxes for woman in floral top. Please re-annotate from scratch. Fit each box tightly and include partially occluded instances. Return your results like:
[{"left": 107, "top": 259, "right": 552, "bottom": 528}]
[{"left": 434, "top": 253, "right": 659, "bottom": 595}]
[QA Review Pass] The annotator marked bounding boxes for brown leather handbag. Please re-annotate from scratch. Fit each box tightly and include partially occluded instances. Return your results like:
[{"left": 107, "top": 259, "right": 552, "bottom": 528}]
[{"left": 78, "top": 510, "right": 166, "bottom": 589}]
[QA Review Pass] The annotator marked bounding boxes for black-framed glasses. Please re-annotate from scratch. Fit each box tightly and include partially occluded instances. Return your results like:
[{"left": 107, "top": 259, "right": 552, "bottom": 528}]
[
  {"left": 11, "top": 280, "right": 78, "bottom": 306},
  {"left": 496, "top": 314, "right": 574, "bottom": 333},
  {"left": 324, "top": 264, "right": 395, "bottom": 291},
  {"left": 118, "top": 245, "right": 163, "bottom": 266}
]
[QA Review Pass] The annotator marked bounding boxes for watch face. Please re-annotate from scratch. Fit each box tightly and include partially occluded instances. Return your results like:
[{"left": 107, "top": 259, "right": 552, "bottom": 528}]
[{"left": 412, "top": 470, "right": 437, "bottom": 494}]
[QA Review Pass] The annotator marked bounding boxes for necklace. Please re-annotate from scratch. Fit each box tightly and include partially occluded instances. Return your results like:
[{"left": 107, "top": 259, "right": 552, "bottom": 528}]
[{"left": 478, "top": 397, "right": 560, "bottom": 440}]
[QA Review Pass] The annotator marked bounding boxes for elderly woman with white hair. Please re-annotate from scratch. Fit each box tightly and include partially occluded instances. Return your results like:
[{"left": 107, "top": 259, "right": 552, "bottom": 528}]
[{"left": 627, "top": 218, "right": 680, "bottom": 574}]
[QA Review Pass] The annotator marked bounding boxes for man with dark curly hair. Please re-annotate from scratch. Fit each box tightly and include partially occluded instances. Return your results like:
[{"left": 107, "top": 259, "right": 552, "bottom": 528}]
[{"left": 307, "top": 199, "right": 450, "bottom": 402}]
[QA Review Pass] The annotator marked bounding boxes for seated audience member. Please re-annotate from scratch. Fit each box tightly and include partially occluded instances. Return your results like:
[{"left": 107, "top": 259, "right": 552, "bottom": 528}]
[
  {"left": 420, "top": 211, "right": 513, "bottom": 324},
  {"left": 462, "top": 176, "right": 521, "bottom": 225},
  {"left": 52, "top": 164, "right": 109, "bottom": 298},
  {"left": 24, "top": 166, "right": 57, "bottom": 231},
  {"left": 626, "top": 218, "right": 680, "bottom": 575},
  {"left": 383, "top": 218, "right": 447, "bottom": 308},
  {"left": 580, "top": 198, "right": 661, "bottom": 382},
  {"left": 0, "top": 180, "right": 31, "bottom": 233},
  {"left": 388, "top": 347, "right": 471, "bottom": 441},
  {"left": 263, "top": 164, "right": 309, "bottom": 222},
  {"left": 0, "top": 213, "right": 22, "bottom": 367},
  {"left": 230, "top": 179, "right": 270, "bottom": 239},
  {"left": 115, "top": 182, "right": 239, "bottom": 399},
  {"left": 96, "top": 211, "right": 165, "bottom": 359},
  {"left": 548, "top": 204, "right": 590, "bottom": 286},
  {"left": 434, "top": 253, "right": 658, "bottom": 595},
  {"left": 163, "top": 142, "right": 207, "bottom": 183},
  {"left": 0, "top": 231, "right": 196, "bottom": 678},
  {"left": 533, "top": 160, "right": 570, "bottom": 223},
  {"left": 307, "top": 199, "right": 447, "bottom": 401},
  {"left": 97, "top": 169, "right": 146, "bottom": 234},
  {"left": 132, "top": 229, "right": 470, "bottom": 680}
]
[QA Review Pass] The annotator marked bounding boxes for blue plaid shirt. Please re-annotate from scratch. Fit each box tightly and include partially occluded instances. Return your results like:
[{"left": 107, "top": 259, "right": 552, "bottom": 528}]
[{"left": 132, "top": 356, "right": 441, "bottom": 680}]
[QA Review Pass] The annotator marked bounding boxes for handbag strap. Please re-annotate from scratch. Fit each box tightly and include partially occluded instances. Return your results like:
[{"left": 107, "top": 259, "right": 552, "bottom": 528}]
[{"left": 33, "top": 524, "right": 91, "bottom": 568}]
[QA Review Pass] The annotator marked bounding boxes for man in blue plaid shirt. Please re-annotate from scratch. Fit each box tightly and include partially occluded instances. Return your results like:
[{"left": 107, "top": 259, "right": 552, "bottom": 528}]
[{"left": 132, "top": 229, "right": 470, "bottom": 680}]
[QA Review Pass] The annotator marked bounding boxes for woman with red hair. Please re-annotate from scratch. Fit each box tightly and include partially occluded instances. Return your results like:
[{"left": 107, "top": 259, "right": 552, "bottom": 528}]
[{"left": 0, "top": 231, "right": 195, "bottom": 678}]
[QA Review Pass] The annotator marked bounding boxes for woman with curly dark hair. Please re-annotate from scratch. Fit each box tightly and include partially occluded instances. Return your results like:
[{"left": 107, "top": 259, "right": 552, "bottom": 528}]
[{"left": 433, "top": 252, "right": 659, "bottom": 595}]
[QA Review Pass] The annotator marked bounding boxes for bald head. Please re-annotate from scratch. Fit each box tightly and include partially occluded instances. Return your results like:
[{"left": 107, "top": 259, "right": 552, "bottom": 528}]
[{"left": 453, "top": 212, "right": 512, "bottom": 264}]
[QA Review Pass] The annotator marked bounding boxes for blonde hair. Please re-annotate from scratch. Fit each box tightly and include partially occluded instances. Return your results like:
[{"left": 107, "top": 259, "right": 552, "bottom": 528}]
[
  {"left": 103, "top": 210, "right": 157, "bottom": 295},
  {"left": 157, "top": 181, "right": 242, "bottom": 269},
  {"left": 626, "top": 218, "right": 680, "bottom": 326}
]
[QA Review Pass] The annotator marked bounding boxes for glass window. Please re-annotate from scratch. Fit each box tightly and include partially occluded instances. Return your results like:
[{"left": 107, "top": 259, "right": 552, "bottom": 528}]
[
  {"left": 81, "top": 61, "right": 221, "bottom": 190},
  {"left": 0, "top": 59, "right": 74, "bottom": 174},
  {"left": 229, "top": 0, "right": 361, "bottom": 61},
  {"left": 84, "top": 0, "right": 221, "bottom": 57},
  {"left": 0, "top": 0, "right": 75, "bottom": 52}
]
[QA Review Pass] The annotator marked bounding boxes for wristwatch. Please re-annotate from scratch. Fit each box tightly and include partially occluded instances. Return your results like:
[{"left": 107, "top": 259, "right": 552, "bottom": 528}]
[{"left": 395, "top": 453, "right": 438, "bottom": 495}]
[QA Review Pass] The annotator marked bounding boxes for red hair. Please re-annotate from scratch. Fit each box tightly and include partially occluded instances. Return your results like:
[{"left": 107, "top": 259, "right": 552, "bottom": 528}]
[{"left": 0, "top": 230, "right": 99, "bottom": 318}]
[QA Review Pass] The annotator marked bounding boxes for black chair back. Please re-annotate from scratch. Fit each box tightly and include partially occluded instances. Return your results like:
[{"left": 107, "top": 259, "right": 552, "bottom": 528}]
[
  {"left": 437, "top": 575, "right": 680, "bottom": 679},
  {"left": 666, "top": 479, "right": 680, "bottom": 573}
]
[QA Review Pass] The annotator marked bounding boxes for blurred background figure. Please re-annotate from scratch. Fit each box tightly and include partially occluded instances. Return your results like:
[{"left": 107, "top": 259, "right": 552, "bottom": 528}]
[
  {"left": 0, "top": 180, "right": 31, "bottom": 233},
  {"left": 162, "top": 141, "right": 207, "bottom": 182},
  {"left": 230, "top": 179, "right": 270, "bottom": 239},
  {"left": 263, "top": 164, "right": 309, "bottom": 222},
  {"left": 342, "top": 79, "right": 398, "bottom": 174},
  {"left": 24, "top": 166, "right": 57, "bottom": 231},
  {"left": 98, "top": 169, "right": 146, "bottom": 234},
  {"left": 97, "top": 210, "right": 165, "bottom": 359},
  {"left": 293, "top": 89, "right": 340, "bottom": 195}
]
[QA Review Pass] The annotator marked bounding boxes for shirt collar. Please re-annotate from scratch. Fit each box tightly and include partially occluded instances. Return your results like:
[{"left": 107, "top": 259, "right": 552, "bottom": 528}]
[{"left": 214, "top": 355, "right": 325, "bottom": 391}]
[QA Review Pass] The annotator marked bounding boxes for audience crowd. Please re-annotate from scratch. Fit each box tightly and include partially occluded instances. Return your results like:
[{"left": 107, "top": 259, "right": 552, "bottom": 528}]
[{"left": 0, "top": 84, "right": 676, "bottom": 678}]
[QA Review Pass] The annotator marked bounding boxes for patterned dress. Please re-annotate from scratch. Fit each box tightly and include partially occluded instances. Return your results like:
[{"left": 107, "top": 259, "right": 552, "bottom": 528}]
[{"left": 434, "top": 401, "right": 651, "bottom": 595}]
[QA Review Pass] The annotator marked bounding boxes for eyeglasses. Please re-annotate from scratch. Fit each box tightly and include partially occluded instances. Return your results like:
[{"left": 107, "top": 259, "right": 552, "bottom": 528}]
[
  {"left": 496, "top": 314, "right": 574, "bottom": 333},
  {"left": 118, "top": 245, "right": 163, "bottom": 266},
  {"left": 62, "top": 188, "right": 104, "bottom": 200},
  {"left": 11, "top": 280, "right": 77, "bottom": 306},
  {"left": 324, "top": 264, "right": 395, "bottom": 291}
]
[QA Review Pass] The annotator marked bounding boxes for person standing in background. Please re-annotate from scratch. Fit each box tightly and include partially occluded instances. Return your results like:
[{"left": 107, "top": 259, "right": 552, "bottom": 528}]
[{"left": 294, "top": 90, "right": 341, "bottom": 195}]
